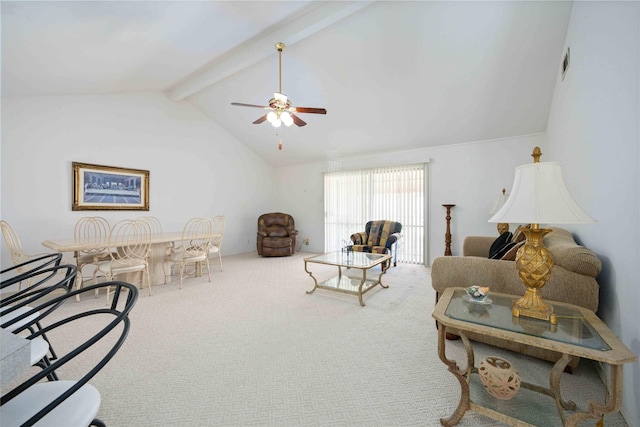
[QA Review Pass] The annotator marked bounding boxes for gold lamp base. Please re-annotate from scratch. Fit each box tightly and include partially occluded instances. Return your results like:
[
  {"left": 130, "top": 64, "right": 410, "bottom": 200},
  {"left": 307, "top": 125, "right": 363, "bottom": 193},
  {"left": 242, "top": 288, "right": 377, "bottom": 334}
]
[
  {"left": 512, "top": 297, "right": 558, "bottom": 325},
  {"left": 511, "top": 225, "right": 558, "bottom": 325}
]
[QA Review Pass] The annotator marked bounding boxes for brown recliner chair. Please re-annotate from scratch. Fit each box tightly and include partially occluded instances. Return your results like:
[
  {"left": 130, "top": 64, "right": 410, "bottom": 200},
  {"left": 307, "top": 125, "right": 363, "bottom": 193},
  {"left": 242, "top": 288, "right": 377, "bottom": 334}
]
[{"left": 257, "top": 213, "right": 298, "bottom": 257}]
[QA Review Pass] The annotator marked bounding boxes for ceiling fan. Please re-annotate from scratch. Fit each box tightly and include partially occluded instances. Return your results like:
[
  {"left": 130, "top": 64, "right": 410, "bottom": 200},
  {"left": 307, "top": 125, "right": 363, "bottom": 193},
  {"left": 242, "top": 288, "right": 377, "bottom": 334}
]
[{"left": 231, "top": 42, "right": 327, "bottom": 128}]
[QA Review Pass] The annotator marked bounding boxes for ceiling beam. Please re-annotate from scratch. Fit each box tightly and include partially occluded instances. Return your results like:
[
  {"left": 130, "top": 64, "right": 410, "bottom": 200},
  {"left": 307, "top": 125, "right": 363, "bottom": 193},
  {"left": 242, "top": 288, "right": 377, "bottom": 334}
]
[{"left": 166, "top": 0, "right": 376, "bottom": 102}]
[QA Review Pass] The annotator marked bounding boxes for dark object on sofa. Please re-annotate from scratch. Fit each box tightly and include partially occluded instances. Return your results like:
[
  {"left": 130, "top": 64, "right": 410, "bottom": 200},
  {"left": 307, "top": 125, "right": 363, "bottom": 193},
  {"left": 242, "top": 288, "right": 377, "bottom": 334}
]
[
  {"left": 257, "top": 213, "right": 298, "bottom": 257},
  {"left": 350, "top": 220, "right": 402, "bottom": 267}
]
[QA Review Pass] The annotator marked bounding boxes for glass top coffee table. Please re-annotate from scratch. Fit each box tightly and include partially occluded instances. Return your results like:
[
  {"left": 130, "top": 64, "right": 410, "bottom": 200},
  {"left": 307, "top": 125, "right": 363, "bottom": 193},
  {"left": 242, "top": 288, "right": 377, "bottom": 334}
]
[
  {"left": 432, "top": 288, "right": 637, "bottom": 426},
  {"left": 303, "top": 251, "right": 391, "bottom": 306}
]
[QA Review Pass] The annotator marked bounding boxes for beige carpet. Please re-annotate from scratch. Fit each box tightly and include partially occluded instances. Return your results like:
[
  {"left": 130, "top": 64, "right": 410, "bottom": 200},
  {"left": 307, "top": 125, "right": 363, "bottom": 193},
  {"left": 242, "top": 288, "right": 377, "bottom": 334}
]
[{"left": 39, "top": 252, "right": 626, "bottom": 426}]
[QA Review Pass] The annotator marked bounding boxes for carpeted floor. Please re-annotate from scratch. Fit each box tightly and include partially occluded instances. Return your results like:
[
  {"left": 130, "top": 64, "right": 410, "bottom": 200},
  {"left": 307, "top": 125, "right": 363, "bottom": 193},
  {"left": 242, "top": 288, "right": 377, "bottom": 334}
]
[{"left": 37, "top": 252, "right": 627, "bottom": 426}]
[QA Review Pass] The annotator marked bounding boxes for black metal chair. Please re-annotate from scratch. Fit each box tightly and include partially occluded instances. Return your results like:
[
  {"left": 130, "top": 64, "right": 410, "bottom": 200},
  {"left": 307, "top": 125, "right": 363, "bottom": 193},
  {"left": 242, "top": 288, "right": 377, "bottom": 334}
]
[
  {"left": 0, "top": 252, "right": 63, "bottom": 291},
  {"left": 1, "top": 262, "right": 78, "bottom": 380},
  {"left": 1, "top": 260, "right": 74, "bottom": 310},
  {"left": 1, "top": 263, "right": 77, "bottom": 332},
  {"left": 1, "top": 281, "right": 138, "bottom": 427}
]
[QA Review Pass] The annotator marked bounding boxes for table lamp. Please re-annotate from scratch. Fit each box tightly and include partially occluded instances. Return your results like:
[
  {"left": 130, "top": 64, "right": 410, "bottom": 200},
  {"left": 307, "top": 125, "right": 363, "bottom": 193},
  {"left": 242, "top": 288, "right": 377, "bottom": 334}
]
[
  {"left": 489, "top": 188, "right": 510, "bottom": 234},
  {"left": 488, "top": 147, "right": 595, "bottom": 324}
]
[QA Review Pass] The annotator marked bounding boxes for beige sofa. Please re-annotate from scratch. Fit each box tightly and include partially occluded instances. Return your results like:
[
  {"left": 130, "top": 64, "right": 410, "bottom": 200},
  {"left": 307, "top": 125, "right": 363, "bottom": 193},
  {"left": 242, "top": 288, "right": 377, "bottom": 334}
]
[{"left": 431, "top": 227, "right": 601, "bottom": 367}]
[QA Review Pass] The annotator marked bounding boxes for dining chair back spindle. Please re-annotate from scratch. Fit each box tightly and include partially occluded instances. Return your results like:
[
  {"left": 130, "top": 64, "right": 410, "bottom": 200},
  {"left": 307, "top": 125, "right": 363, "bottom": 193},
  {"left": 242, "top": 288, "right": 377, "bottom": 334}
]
[{"left": 139, "top": 216, "right": 163, "bottom": 235}]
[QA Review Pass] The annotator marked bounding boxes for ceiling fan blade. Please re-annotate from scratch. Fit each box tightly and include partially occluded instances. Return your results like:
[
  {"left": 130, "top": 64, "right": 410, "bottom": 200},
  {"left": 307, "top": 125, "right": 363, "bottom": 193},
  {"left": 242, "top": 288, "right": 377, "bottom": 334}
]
[
  {"left": 231, "top": 102, "right": 270, "bottom": 109},
  {"left": 291, "top": 114, "right": 307, "bottom": 127},
  {"left": 253, "top": 114, "right": 268, "bottom": 124},
  {"left": 294, "top": 107, "right": 327, "bottom": 115}
]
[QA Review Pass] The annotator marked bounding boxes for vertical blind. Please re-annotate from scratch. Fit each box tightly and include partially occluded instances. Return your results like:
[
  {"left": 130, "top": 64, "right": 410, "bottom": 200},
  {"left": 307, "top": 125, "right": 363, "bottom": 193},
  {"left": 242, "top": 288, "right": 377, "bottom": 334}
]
[{"left": 324, "top": 164, "right": 427, "bottom": 264}]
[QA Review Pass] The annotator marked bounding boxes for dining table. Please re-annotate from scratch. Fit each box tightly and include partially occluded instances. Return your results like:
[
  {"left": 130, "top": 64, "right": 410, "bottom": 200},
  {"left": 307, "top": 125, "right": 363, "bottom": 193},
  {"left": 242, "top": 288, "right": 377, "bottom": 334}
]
[{"left": 42, "top": 232, "right": 218, "bottom": 287}]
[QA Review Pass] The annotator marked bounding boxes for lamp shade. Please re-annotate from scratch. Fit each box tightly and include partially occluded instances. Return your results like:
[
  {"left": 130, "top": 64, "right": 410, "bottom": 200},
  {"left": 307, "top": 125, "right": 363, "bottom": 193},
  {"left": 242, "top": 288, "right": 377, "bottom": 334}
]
[
  {"left": 489, "top": 162, "right": 595, "bottom": 225},
  {"left": 489, "top": 189, "right": 509, "bottom": 215}
]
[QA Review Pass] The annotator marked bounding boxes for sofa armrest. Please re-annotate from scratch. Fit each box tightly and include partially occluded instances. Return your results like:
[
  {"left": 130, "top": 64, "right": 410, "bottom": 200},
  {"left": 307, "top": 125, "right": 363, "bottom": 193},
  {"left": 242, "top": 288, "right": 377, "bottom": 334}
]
[
  {"left": 545, "top": 228, "right": 601, "bottom": 277},
  {"left": 462, "top": 236, "right": 495, "bottom": 257}
]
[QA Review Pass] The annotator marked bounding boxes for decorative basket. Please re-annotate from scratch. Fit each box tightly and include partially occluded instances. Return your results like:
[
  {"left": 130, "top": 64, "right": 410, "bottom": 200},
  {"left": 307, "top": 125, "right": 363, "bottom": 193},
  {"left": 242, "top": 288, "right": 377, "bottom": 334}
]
[{"left": 478, "top": 356, "right": 521, "bottom": 400}]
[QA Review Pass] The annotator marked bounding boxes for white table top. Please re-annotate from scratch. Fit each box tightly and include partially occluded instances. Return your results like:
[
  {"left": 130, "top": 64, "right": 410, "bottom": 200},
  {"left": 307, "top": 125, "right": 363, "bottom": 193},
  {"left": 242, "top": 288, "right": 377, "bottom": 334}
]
[{"left": 42, "top": 232, "right": 220, "bottom": 252}]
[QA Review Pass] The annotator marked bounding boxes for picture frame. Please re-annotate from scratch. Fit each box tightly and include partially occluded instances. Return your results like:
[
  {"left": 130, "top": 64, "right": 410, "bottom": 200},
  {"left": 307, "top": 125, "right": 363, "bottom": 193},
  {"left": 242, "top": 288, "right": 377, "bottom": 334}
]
[{"left": 72, "top": 162, "right": 149, "bottom": 211}]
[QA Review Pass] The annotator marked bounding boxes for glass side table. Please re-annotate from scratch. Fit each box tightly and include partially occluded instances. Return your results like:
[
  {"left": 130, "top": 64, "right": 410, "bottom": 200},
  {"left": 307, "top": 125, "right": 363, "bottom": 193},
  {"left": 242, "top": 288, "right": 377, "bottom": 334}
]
[{"left": 432, "top": 288, "right": 637, "bottom": 426}]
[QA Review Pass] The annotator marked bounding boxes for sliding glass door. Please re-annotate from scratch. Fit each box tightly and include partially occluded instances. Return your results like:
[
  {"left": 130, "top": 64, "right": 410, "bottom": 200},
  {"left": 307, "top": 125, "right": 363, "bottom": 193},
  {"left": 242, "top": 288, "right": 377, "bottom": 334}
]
[{"left": 324, "top": 164, "right": 427, "bottom": 264}]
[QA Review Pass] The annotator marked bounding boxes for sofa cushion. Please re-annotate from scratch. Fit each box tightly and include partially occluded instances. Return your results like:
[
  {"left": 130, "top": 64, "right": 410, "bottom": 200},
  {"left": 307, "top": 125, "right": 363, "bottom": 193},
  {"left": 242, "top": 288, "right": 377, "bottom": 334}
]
[{"left": 489, "top": 232, "right": 512, "bottom": 259}]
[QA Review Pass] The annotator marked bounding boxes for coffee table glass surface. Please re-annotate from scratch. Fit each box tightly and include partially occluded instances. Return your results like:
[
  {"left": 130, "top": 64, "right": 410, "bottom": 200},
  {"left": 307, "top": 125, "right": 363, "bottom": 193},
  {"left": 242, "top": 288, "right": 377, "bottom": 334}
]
[{"left": 304, "top": 251, "right": 387, "bottom": 268}]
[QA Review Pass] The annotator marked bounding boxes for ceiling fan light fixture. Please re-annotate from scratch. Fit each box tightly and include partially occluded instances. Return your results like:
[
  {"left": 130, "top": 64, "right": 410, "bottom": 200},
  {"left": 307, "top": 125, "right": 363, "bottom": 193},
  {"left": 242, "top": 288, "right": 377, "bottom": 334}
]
[
  {"left": 281, "top": 111, "right": 293, "bottom": 127},
  {"left": 230, "top": 41, "right": 326, "bottom": 132},
  {"left": 267, "top": 110, "right": 283, "bottom": 127}
]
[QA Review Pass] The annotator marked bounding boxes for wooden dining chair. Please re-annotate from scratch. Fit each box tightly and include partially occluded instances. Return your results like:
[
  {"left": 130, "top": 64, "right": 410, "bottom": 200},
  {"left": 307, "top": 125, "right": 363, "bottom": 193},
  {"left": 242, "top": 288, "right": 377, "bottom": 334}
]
[
  {"left": 166, "top": 217, "right": 212, "bottom": 289},
  {"left": 93, "top": 219, "right": 152, "bottom": 304}
]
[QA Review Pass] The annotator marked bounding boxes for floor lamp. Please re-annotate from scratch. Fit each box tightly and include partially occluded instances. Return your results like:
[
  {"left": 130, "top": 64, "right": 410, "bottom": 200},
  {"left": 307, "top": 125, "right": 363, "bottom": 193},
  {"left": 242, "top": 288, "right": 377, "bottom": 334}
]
[{"left": 488, "top": 147, "right": 595, "bottom": 324}]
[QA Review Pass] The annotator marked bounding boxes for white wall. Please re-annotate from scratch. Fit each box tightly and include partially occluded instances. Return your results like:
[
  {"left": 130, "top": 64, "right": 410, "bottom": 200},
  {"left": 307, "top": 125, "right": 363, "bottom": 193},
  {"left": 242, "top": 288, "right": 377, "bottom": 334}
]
[
  {"left": 1, "top": 92, "right": 275, "bottom": 268},
  {"left": 275, "top": 132, "right": 545, "bottom": 264},
  {"left": 545, "top": 2, "right": 640, "bottom": 425}
]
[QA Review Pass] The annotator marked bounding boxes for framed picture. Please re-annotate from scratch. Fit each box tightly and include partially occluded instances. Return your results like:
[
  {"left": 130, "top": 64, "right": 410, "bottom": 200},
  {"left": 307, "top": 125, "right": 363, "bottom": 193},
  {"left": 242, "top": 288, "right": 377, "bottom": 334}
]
[{"left": 72, "top": 162, "right": 149, "bottom": 211}]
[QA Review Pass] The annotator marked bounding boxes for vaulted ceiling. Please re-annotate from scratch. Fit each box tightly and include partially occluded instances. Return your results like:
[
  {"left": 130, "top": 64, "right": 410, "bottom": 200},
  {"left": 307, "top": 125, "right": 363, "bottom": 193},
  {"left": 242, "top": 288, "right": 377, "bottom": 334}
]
[{"left": 1, "top": 1, "right": 572, "bottom": 167}]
